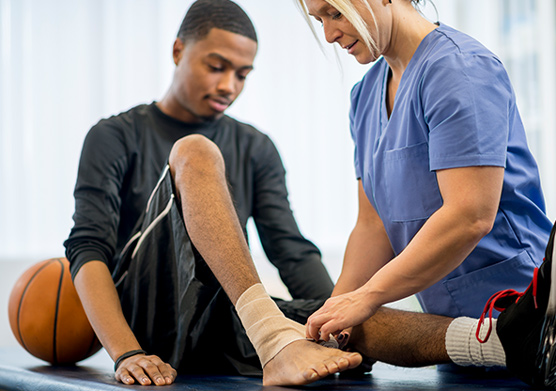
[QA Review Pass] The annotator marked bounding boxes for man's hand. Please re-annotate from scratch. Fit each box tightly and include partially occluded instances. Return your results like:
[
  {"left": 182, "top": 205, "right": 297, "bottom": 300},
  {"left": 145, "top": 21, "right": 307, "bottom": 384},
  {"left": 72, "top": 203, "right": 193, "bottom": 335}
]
[{"left": 115, "top": 353, "right": 177, "bottom": 386}]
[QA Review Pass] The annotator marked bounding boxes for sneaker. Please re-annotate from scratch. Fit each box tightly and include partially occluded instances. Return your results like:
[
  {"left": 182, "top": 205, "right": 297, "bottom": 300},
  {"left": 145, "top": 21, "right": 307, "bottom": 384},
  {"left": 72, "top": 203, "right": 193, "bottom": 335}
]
[{"left": 477, "top": 221, "right": 556, "bottom": 388}]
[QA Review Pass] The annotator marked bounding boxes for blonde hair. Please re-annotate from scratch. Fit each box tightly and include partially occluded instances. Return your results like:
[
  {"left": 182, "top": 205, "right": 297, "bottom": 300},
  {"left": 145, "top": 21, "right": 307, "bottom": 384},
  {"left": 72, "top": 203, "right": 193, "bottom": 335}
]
[{"left": 296, "top": 0, "right": 378, "bottom": 53}]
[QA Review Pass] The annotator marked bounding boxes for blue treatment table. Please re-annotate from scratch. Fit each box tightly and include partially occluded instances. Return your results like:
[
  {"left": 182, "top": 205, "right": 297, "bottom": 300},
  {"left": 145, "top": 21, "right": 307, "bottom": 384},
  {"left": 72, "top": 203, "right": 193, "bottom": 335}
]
[{"left": 0, "top": 347, "right": 538, "bottom": 390}]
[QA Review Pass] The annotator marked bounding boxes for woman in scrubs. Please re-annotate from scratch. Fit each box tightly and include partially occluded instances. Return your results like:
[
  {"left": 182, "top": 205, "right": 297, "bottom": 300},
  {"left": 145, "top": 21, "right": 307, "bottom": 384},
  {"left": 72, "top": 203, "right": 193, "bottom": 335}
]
[{"left": 301, "top": 0, "right": 553, "bottom": 344}]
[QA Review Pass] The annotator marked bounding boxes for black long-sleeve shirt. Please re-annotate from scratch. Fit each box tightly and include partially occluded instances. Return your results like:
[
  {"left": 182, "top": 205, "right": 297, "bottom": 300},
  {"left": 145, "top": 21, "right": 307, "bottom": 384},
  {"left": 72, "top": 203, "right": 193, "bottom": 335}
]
[{"left": 64, "top": 102, "right": 333, "bottom": 300}]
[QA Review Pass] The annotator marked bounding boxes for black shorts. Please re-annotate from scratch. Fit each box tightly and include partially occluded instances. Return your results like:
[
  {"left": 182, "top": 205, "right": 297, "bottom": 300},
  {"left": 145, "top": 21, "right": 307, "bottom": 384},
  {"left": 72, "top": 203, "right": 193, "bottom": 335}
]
[{"left": 114, "top": 165, "right": 325, "bottom": 376}]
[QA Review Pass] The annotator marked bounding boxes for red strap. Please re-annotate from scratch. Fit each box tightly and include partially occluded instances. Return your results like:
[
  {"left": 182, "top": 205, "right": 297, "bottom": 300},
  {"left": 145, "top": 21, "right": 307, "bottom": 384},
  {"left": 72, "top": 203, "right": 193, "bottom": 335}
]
[
  {"left": 475, "top": 267, "right": 539, "bottom": 343},
  {"left": 476, "top": 289, "right": 521, "bottom": 343},
  {"left": 533, "top": 267, "right": 539, "bottom": 309}
]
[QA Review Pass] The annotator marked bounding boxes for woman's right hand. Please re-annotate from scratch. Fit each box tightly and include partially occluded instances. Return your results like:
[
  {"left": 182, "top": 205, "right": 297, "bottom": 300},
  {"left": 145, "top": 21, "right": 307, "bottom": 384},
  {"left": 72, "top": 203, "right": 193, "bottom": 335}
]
[{"left": 115, "top": 353, "right": 177, "bottom": 386}]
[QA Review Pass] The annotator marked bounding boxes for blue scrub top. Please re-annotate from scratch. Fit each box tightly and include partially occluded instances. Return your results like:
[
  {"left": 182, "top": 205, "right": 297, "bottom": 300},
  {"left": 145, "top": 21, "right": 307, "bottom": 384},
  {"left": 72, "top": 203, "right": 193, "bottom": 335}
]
[{"left": 349, "top": 23, "right": 552, "bottom": 318}]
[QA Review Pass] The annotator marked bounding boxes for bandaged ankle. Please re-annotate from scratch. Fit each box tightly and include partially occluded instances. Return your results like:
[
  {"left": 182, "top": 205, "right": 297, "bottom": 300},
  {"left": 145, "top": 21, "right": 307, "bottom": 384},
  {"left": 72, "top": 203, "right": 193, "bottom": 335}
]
[
  {"left": 236, "top": 283, "right": 306, "bottom": 366},
  {"left": 445, "top": 317, "right": 505, "bottom": 367}
]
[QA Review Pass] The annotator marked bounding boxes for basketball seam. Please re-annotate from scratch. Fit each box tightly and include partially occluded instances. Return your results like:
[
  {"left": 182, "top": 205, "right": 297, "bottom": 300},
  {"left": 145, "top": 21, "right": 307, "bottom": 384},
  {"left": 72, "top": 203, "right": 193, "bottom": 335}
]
[
  {"left": 17, "top": 258, "right": 57, "bottom": 357},
  {"left": 53, "top": 257, "right": 64, "bottom": 365}
]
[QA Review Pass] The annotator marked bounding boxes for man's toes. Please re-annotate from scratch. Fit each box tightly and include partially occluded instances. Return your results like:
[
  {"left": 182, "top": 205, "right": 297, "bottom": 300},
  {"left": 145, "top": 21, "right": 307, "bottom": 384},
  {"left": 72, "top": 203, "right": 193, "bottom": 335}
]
[
  {"left": 313, "top": 362, "right": 334, "bottom": 378},
  {"left": 330, "top": 353, "right": 360, "bottom": 372},
  {"left": 302, "top": 368, "right": 320, "bottom": 383},
  {"left": 324, "top": 359, "right": 341, "bottom": 374},
  {"left": 334, "top": 356, "right": 352, "bottom": 371},
  {"left": 346, "top": 352, "right": 363, "bottom": 368}
]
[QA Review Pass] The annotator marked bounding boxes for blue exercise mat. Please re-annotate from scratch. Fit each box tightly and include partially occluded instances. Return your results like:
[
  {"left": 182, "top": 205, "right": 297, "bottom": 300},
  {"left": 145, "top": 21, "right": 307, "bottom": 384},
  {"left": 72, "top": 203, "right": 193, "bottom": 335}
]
[{"left": 0, "top": 347, "right": 531, "bottom": 390}]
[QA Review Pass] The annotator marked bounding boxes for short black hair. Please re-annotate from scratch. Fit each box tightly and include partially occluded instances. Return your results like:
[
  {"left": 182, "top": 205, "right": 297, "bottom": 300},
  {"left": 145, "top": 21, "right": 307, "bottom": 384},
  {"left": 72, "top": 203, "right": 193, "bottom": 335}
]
[{"left": 177, "top": 0, "right": 257, "bottom": 44}]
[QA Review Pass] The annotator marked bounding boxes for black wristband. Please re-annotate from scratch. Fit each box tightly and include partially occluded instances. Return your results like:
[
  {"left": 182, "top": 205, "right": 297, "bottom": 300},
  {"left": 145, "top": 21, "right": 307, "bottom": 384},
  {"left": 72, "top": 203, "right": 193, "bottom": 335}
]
[{"left": 114, "top": 349, "right": 147, "bottom": 371}]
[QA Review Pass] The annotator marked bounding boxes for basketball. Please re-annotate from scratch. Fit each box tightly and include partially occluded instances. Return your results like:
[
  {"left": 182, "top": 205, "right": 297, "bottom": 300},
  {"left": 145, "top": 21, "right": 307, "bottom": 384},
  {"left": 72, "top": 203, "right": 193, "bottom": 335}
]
[{"left": 8, "top": 257, "right": 101, "bottom": 365}]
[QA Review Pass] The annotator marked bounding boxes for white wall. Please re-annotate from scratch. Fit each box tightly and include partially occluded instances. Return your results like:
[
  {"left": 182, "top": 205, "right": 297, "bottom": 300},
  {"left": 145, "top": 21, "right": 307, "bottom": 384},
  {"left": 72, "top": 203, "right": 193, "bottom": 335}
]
[
  {"left": 1, "top": 0, "right": 555, "bottom": 348},
  {"left": 0, "top": 0, "right": 370, "bottom": 262}
]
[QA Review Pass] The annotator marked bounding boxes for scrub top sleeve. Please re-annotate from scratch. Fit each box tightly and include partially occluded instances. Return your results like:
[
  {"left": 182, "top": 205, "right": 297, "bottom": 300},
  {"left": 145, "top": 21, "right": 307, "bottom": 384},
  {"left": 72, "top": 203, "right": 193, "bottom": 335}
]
[
  {"left": 421, "top": 53, "right": 511, "bottom": 171},
  {"left": 350, "top": 81, "right": 363, "bottom": 180},
  {"left": 64, "top": 121, "right": 129, "bottom": 279}
]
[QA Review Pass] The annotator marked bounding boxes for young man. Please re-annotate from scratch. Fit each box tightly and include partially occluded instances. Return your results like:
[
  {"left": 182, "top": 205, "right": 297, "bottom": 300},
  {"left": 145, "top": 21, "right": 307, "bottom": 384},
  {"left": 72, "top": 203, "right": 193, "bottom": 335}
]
[
  {"left": 65, "top": 0, "right": 361, "bottom": 386},
  {"left": 65, "top": 0, "right": 556, "bottom": 388}
]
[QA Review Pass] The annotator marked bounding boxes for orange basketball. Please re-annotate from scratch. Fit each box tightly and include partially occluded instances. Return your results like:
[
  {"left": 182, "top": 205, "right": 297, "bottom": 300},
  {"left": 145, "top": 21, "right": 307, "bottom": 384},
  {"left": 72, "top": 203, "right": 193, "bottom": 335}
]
[{"left": 8, "top": 257, "right": 101, "bottom": 365}]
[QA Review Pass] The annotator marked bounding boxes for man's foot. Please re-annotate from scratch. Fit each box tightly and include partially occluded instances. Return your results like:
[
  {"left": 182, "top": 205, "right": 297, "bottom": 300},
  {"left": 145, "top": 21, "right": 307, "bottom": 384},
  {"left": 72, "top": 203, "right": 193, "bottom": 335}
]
[
  {"left": 479, "top": 221, "right": 556, "bottom": 388},
  {"left": 262, "top": 339, "right": 362, "bottom": 386},
  {"left": 338, "top": 355, "right": 376, "bottom": 378}
]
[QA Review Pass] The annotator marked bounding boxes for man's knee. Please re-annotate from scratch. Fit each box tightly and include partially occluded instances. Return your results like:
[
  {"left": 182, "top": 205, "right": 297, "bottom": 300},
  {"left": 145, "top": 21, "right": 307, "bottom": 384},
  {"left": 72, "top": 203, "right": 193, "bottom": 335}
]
[{"left": 169, "top": 134, "right": 224, "bottom": 175}]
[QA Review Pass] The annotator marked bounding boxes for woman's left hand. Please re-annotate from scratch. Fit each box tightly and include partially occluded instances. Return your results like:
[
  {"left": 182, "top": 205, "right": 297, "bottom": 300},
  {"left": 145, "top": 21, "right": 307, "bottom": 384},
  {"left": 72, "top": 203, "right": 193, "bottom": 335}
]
[{"left": 305, "top": 288, "right": 378, "bottom": 342}]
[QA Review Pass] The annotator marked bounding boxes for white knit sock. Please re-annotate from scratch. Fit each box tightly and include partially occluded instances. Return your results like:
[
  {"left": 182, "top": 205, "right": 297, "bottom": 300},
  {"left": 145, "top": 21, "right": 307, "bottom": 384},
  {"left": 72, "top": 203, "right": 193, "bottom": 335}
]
[
  {"left": 236, "top": 283, "right": 306, "bottom": 367},
  {"left": 445, "top": 317, "right": 506, "bottom": 367}
]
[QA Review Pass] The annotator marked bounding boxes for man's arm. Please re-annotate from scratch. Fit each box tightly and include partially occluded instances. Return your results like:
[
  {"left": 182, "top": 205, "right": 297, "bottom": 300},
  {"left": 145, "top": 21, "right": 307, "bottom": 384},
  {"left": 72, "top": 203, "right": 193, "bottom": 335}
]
[
  {"left": 74, "top": 261, "right": 176, "bottom": 385},
  {"left": 252, "top": 136, "right": 333, "bottom": 300},
  {"left": 65, "top": 122, "right": 176, "bottom": 385}
]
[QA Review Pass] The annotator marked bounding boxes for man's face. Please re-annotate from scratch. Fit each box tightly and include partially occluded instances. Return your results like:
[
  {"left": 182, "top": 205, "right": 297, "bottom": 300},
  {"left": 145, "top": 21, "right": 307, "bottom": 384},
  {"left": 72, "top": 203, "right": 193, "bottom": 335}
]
[{"left": 171, "top": 28, "right": 257, "bottom": 123}]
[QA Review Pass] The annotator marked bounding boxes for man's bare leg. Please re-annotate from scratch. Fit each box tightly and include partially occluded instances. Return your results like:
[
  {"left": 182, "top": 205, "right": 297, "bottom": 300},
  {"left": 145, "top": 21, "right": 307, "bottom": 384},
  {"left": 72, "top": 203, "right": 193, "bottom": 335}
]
[
  {"left": 351, "top": 306, "right": 452, "bottom": 367},
  {"left": 169, "top": 135, "right": 260, "bottom": 303},
  {"left": 168, "top": 135, "right": 361, "bottom": 385}
]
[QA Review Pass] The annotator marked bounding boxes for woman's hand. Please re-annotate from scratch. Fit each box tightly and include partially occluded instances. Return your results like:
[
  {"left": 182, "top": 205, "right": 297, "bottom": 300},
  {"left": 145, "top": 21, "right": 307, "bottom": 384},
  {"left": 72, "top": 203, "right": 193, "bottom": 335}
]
[
  {"left": 115, "top": 353, "right": 177, "bottom": 386},
  {"left": 336, "top": 327, "right": 353, "bottom": 350},
  {"left": 305, "top": 288, "right": 378, "bottom": 342}
]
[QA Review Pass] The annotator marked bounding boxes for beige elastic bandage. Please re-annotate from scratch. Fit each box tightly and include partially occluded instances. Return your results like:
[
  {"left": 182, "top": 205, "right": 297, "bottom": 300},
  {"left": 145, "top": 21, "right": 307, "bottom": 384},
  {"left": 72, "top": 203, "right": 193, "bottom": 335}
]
[{"left": 236, "top": 283, "right": 306, "bottom": 366}]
